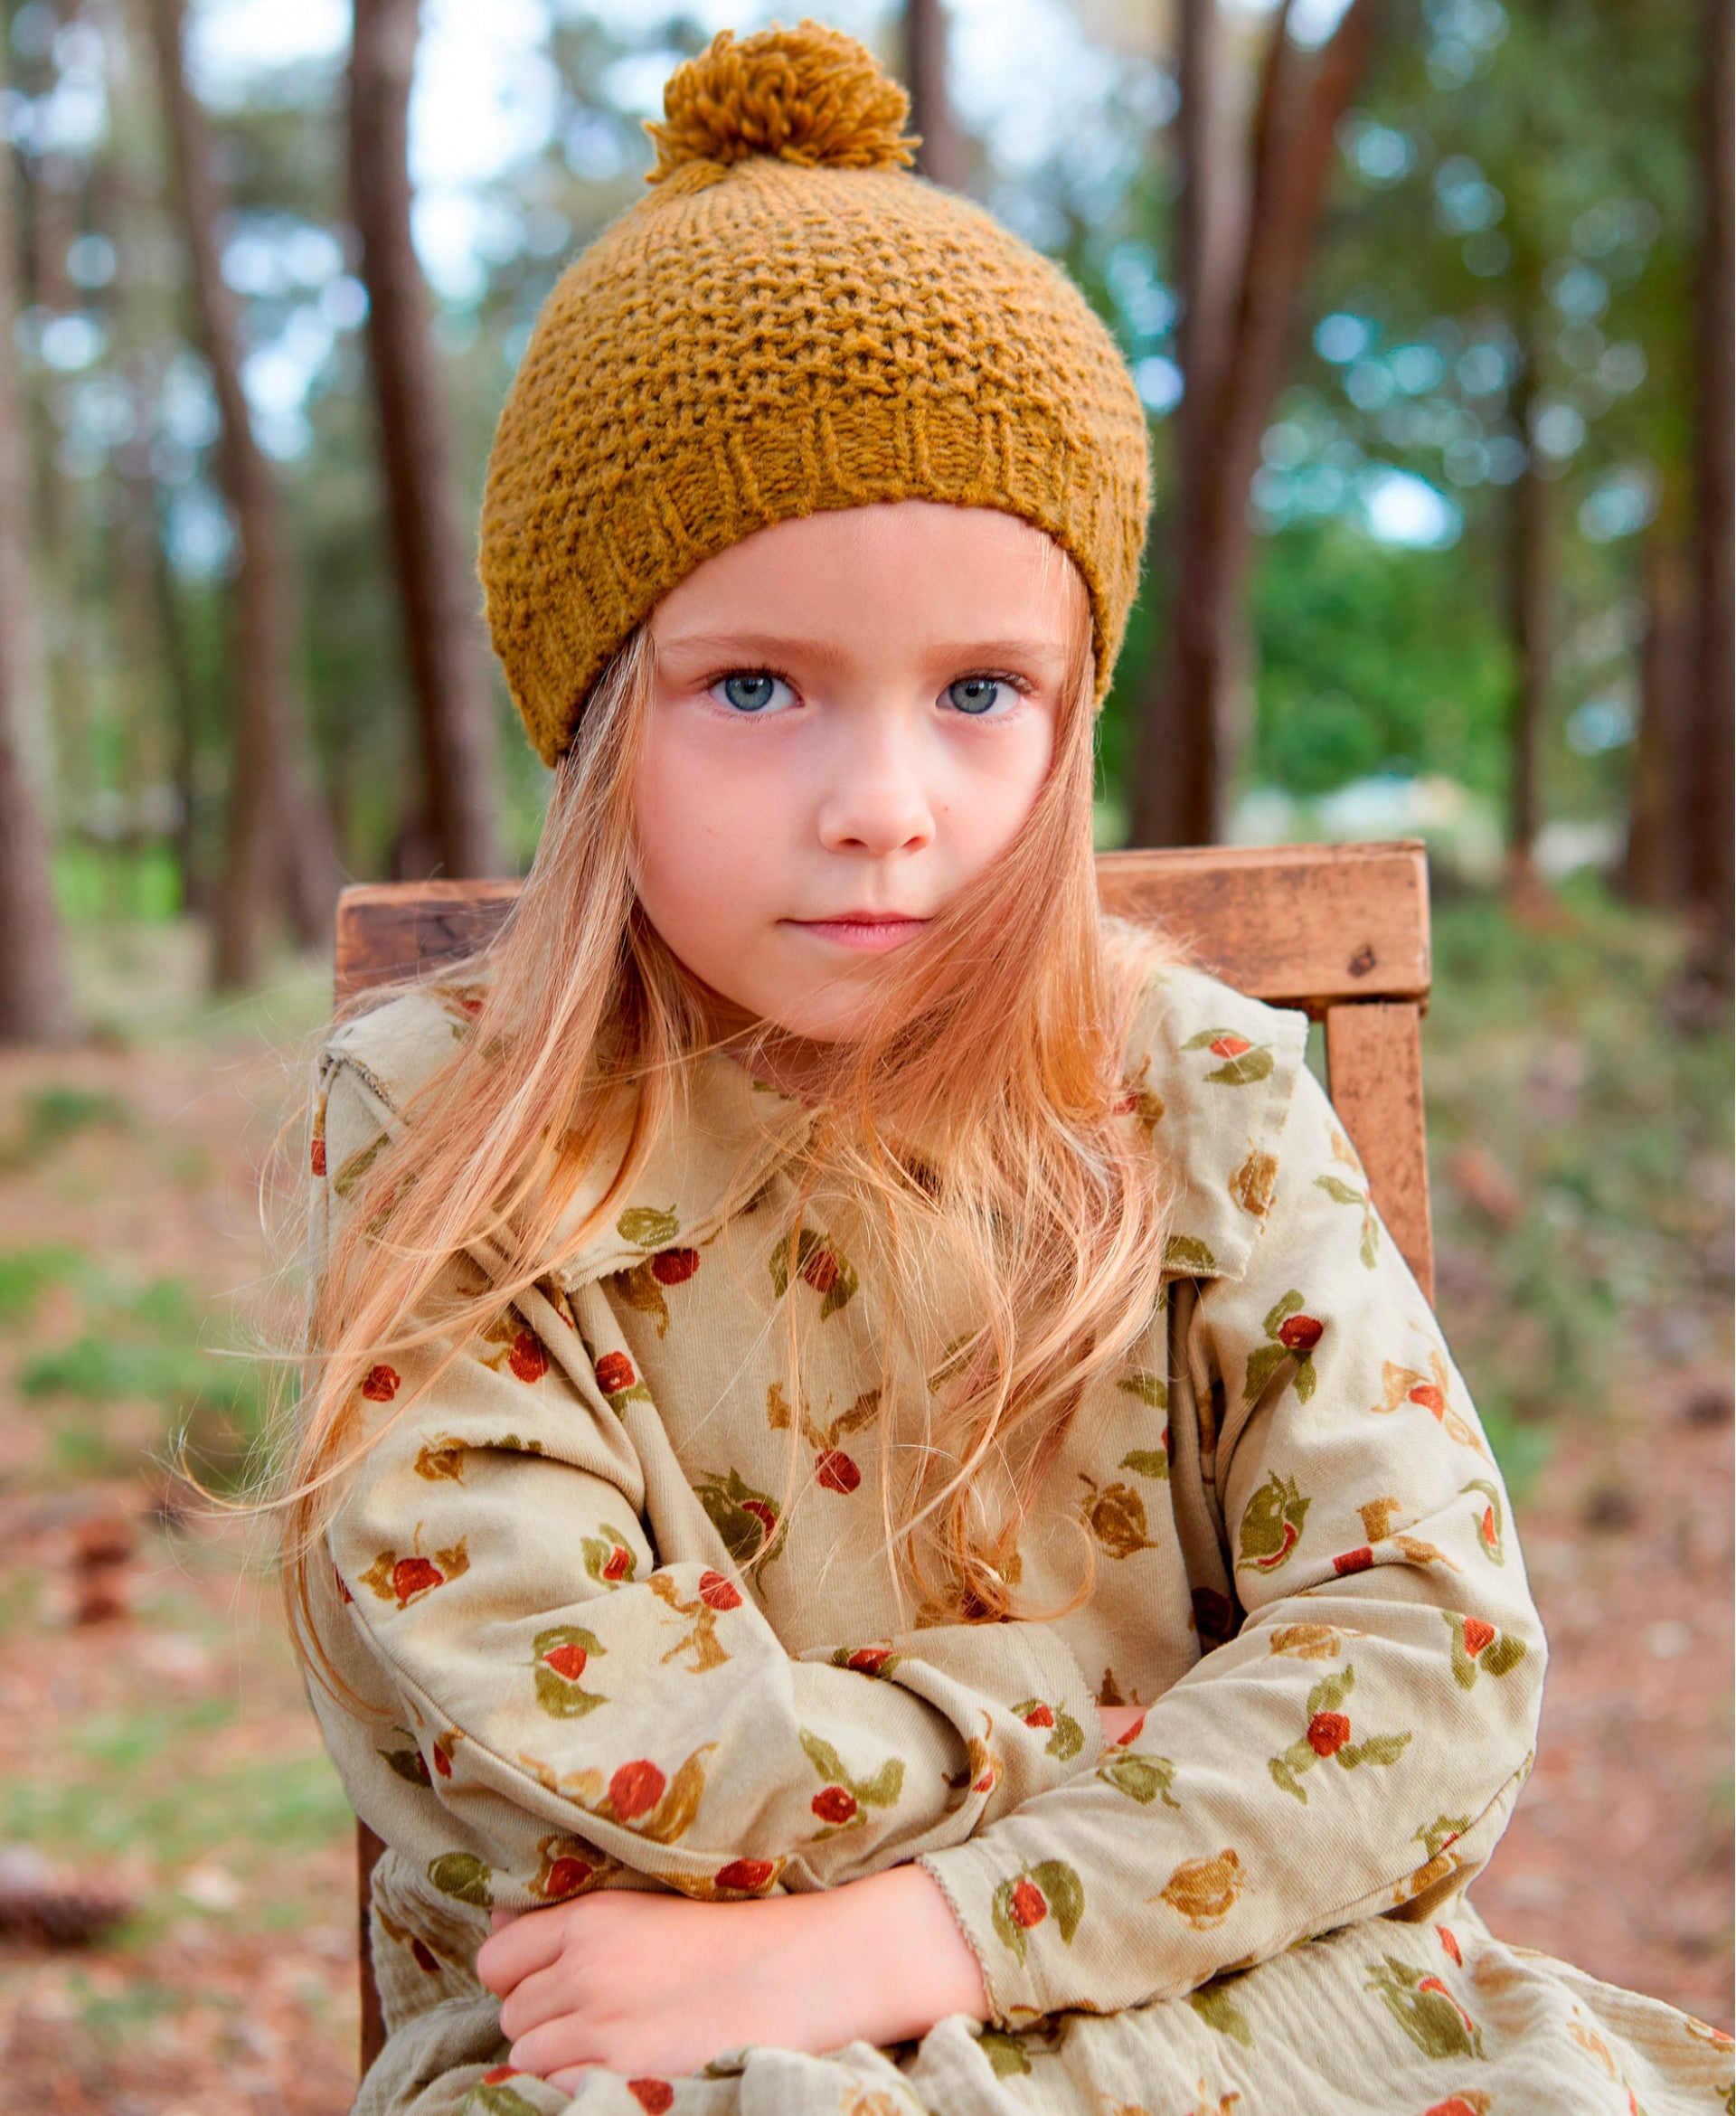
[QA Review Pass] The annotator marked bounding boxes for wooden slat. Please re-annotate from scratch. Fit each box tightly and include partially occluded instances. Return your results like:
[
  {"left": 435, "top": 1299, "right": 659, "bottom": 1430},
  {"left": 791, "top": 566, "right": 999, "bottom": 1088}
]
[
  {"left": 357, "top": 1821, "right": 388, "bottom": 2076},
  {"left": 335, "top": 878, "right": 522, "bottom": 1000},
  {"left": 335, "top": 840, "right": 1431, "bottom": 1018},
  {"left": 1095, "top": 840, "right": 1430, "bottom": 1013},
  {"left": 1324, "top": 1000, "right": 1435, "bottom": 1300}
]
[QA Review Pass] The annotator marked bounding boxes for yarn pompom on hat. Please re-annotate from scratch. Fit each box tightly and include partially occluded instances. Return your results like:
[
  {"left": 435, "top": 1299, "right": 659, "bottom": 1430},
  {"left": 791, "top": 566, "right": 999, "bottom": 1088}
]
[{"left": 480, "top": 21, "right": 1151, "bottom": 767}]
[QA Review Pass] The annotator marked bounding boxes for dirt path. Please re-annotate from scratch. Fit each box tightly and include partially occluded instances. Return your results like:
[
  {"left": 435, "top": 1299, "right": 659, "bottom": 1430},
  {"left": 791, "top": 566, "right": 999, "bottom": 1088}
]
[{"left": 0, "top": 1016, "right": 1728, "bottom": 2114}]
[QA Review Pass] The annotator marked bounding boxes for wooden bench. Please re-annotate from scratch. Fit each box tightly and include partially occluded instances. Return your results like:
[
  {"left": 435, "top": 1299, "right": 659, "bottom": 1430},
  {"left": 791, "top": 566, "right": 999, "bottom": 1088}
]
[{"left": 334, "top": 836, "right": 1435, "bottom": 2076}]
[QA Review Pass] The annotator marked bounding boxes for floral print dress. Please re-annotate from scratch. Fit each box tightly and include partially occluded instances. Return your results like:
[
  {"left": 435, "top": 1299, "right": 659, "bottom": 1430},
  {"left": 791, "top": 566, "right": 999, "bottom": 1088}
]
[{"left": 302, "top": 960, "right": 1732, "bottom": 2116}]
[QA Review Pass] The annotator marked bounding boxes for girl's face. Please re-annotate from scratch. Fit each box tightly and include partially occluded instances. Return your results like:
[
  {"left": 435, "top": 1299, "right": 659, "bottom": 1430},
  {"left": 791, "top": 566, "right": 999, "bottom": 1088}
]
[{"left": 635, "top": 500, "right": 1090, "bottom": 1043}]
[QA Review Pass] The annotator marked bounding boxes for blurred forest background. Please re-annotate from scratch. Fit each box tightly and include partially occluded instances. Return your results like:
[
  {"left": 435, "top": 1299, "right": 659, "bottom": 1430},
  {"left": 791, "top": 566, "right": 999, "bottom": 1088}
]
[{"left": 0, "top": 1, "right": 1730, "bottom": 2110}]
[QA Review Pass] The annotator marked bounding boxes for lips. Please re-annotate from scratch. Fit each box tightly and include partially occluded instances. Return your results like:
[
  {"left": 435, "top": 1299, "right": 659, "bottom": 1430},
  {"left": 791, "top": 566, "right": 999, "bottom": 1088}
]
[{"left": 787, "top": 912, "right": 929, "bottom": 953}]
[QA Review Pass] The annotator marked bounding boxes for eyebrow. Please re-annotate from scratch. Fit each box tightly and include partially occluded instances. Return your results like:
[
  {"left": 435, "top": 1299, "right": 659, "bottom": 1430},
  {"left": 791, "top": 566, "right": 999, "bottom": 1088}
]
[{"left": 654, "top": 631, "right": 1072, "bottom": 672}]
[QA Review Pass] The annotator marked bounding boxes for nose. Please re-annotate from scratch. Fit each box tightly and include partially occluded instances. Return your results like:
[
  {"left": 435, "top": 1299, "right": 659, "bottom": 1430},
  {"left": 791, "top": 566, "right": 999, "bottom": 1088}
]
[{"left": 813, "top": 715, "right": 937, "bottom": 857}]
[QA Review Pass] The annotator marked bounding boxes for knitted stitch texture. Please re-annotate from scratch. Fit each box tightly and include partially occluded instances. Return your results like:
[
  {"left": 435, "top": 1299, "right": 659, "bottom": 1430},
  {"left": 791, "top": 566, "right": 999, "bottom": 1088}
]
[{"left": 479, "top": 23, "right": 1152, "bottom": 767}]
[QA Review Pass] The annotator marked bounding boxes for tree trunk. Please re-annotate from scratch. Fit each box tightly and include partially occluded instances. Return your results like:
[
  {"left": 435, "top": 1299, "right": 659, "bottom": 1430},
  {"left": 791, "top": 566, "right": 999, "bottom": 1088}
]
[
  {"left": 0, "top": 48, "right": 78, "bottom": 1044},
  {"left": 145, "top": 0, "right": 339, "bottom": 987},
  {"left": 350, "top": 0, "right": 505, "bottom": 881},
  {"left": 1622, "top": 522, "right": 1693, "bottom": 907},
  {"left": 1686, "top": 0, "right": 1733, "bottom": 988},
  {"left": 1128, "top": 0, "right": 1382, "bottom": 847},
  {"left": 1505, "top": 321, "right": 1549, "bottom": 886},
  {"left": 904, "top": 0, "right": 968, "bottom": 192}
]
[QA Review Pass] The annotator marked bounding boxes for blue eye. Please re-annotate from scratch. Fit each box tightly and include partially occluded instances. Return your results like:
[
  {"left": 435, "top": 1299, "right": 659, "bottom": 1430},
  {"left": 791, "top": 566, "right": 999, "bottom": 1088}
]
[
  {"left": 713, "top": 672, "right": 792, "bottom": 713},
  {"left": 946, "top": 676, "right": 1011, "bottom": 715}
]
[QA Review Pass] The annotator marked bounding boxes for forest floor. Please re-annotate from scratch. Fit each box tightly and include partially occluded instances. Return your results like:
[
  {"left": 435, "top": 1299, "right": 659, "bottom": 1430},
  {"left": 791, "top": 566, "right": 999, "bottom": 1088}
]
[{"left": 0, "top": 890, "right": 1729, "bottom": 2115}]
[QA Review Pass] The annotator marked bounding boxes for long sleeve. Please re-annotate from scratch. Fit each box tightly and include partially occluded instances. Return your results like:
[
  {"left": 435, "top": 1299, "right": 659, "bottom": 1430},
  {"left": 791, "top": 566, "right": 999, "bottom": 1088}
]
[
  {"left": 914, "top": 1056, "right": 1546, "bottom": 2026},
  {"left": 307, "top": 1050, "right": 1105, "bottom": 1918}
]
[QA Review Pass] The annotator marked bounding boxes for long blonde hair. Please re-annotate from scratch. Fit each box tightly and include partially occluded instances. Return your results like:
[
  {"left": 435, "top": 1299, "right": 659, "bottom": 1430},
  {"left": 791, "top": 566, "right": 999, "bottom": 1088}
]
[{"left": 277, "top": 598, "right": 1175, "bottom": 1658}]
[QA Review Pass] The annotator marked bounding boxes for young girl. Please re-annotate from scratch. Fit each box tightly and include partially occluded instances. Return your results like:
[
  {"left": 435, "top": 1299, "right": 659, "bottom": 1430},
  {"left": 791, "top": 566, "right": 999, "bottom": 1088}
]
[{"left": 287, "top": 25, "right": 1731, "bottom": 2116}]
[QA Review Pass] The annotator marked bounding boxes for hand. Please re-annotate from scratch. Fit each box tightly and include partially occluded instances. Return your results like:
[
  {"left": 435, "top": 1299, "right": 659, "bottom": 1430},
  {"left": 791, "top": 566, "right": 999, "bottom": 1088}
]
[
  {"left": 476, "top": 1864, "right": 990, "bottom": 2092},
  {"left": 1097, "top": 1702, "right": 1147, "bottom": 1746}
]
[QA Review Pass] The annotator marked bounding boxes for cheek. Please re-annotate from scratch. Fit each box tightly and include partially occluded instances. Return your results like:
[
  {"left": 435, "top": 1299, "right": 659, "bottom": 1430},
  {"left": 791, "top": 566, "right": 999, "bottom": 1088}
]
[
  {"left": 631, "top": 723, "right": 786, "bottom": 978},
  {"left": 939, "top": 721, "right": 1055, "bottom": 872}
]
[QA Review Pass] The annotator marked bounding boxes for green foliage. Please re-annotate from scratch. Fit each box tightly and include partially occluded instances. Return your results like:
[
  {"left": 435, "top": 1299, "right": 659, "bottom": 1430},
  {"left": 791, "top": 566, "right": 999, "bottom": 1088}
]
[
  {"left": 0, "top": 1243, "right": 83, "bottom": 1321},
  {"left": 0, "top": 1087, "right": 130, "bottom": 1169}
]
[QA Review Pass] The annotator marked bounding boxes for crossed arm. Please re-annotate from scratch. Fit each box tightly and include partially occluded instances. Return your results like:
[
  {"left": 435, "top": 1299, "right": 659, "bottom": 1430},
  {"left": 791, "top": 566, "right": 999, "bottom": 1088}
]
[{"left": 476, "top": 1702, "right": 1151, "bottom": 2092}]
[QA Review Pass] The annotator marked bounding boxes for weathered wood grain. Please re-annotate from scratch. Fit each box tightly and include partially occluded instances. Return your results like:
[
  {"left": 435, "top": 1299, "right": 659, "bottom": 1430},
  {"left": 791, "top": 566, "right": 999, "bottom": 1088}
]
[
  {"left": 335, "top": 877, "right": 521, "bottom": 1000},
  {"left": 1324, "top": 998, "right": 1435, "bottom": 1299}
]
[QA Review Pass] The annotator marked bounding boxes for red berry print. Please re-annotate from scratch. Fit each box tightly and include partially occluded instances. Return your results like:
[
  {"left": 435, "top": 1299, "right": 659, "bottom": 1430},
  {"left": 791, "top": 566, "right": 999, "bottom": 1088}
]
[
  {"left": 602, "top": 1544, "right": 632, "bottom": 1582},
  {"left": 1461, "top": 1617, "right": 1495, "bottom": 1658},
  {"left": 816, "top": 1449, "right": 861, "bottom": 1494},
  {"left": 362, "top": 1364, "right": 400, "bottom": 1403},
  {"left": 335, "top": 1564, "right": 354, "bottom": 1604},
  {"left": 1307, "top": 1711, "right": 1351, "bottom": 1758},
  {"left": 1424, "top": 2102, "right": 1485, "bottom": 2116},
  {"left": 310, "top": 1137, "right": 326, "bottom": 1176},
  {"left": 1277, "top": 1314, "right": 1324, "bottom": 1352},
  {"left": 1410, "top": 1382, "right": 1446, "bottom": 1412},
  {"left": 847, "top": 1646, "right": 891, "bottom": 1676},
  {"left": 545, "top": 1855, "right": 594, "bottom": 1898},
  {"left": 741, "top": 1497, "right": 778, "bottom": 1541},
  {"left": 811, "top": 1785, "right": 858, "bottom": 1825},
  {"left": 800, "top": 1247, "right": 843, "bottom": 1295},
  {"left": 595, "top": 1351, "right": 636, "bottom": 1395},
  {"left": 507, "top": 1330, "right": 549, "bottom": 1384},
  {"left": 392, "top": 1556, "right": 441, "bottom": 1604},
  {"left": 715, "top": 1857, "right": 775, "bottom": 1893},
  {"left": 973, "top": 1762, "right": 996, "bottom": 1792},
  {"left": 432, "top": 1743, "right": 452, "bottom": 1779},
  {"left": 1009, "top": 1878, "right": 1049, "bottom": 1928},
  {"left": 650, "top": 1248, "right": 700, "bottom": 1286},
  {"left": 628, "top": 2081, "right": 675, "bottom": 2114},
  {"left": 1333, "top": 1546, "right": 1374, "bottom": 1576},
  {"left": 610, "top": 1759, "right": 666, "bottom": 1821},
  {"left": 1023, "top": 1704, "right": 1055, "bottom": 1729},
  {"left": 482, "top": 2068, "right": 524, "bottom": 2084},
  {"left": 1481, "top": 1504, "right": 1497, "bottom": 1544},
  {"left": 542, "top": 1639, "right": 588, "bottom": 1680},
  {"left": 1209, "top": 1034, "right": 1253, "bottom": 1059},
  {"left": 411, "top": 1937, "right": 439, "bottom": 1973},
  {"left": 698, "top": 1569, "right": 741, "bottom": 1611},
  {"left": 1437, "top": 1924, "right": 1463, "bottom": 1966}
]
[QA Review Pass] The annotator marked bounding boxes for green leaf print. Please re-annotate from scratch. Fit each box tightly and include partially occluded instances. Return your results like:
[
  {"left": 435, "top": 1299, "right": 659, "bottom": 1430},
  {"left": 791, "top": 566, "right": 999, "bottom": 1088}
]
[
  {"left": 799, "top": 1727, "right": 905, "bottom": 1815},
  {"left": 467, "top": 2080, "right": 546, "bottom": 2116},
  {"left": 1119, "top": 1447, "right": 1170, "bottom": 1481},
  {"left": 1414, "top": 1813, "right": 1472, "bottom": 1861},
  {"left": 1444, "top": 1611, "right": 1529, "bottom": 1689},
  {"left": 769, "top": 1228, "right": 860, "bottom": 1318},
  {"left": 693, "top": 1466, "right": 788, "bottom": 1573},
  {"left": 1461, "top": 1478, "right": 1507, "bottom": 1564},
  {"left": 617, "top": 1204, "right": 680, "bottom": 1249},
  {"left": 1191, "top": 1979, "right": 1254, "bottom": 2047},
  {"left": 1314, "top": 1172, "right": 1381, "bottom": 1269},
  {"left": 1365, "top": 1953, "right": 1486, "bottom": 2060},
  {"left": 1010, "top": 1698, "right": 1085, "bottom": 1762},
  {"left": 332, "top": 1133, "right": 386, "bottom": 1199},
  {"left": 426, "top": 1852, "right": 493, "bottom": 1908},
  {"left": 1236, "top": 1470, "right": 1310, "bottom": 1573},
  {"left": 1184, "top": 1027, "right": 1276, "bottom": 1085},
  {"left": 581, "top": 1526, "right": 639, "bottom": 1589},
  {"left": 977, "top": 2028, "right": 1033, "bottom": 2077},
  {"left": 1243, "top": 1289, "right": 1326, "bottom": 1403},
  {"left": 989, "top": 1859, "right": 1085, "bottom": 1963},
  {"left": 1268, "top": 1663, "right": 1411, "bottom": 1801},
  {"left": 1164, "top": 1233, "right": 1218, "bottom": 1274},
  {"left": 1097, "top": 1750, "right": 1179, "bottom": 1807},
  {"left": 532, "top": 1625, "right": 609, "bottom": 1717},
  {"left": 1118, "top": 1370, "right": 1168, "bottom": 1410}
]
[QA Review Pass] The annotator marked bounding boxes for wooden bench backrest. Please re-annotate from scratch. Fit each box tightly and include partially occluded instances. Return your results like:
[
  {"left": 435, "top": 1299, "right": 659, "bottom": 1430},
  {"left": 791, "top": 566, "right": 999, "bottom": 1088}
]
[{"left": 335, "top": 836, "right": 1434, "bottom": 2074}]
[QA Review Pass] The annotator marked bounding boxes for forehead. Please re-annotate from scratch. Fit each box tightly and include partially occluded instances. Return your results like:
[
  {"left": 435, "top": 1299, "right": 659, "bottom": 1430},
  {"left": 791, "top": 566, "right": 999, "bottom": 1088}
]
[{"left": 648, "top": 502, "right": 1090, "bottom": 661}]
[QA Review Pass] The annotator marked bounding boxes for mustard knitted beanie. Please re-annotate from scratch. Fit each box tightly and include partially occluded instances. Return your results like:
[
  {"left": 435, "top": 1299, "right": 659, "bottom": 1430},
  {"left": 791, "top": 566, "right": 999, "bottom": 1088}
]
[{"left": 479, "top": 21, "right": 1151, "bottom": 767}]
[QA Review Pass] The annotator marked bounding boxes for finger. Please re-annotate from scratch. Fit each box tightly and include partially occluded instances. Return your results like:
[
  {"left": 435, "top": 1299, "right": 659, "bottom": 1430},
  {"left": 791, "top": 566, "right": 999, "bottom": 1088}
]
[
  {"left": 499, "top": 1959, "right": 589, "bottom": 2041},
  {"left": 510, "top": 2014, "right": 607, "bottom": 2078},
  {"left": 476, "top": 1904, "right": 570, "bottom": 1996},
  {"left": 490, "top": 1909, "right": 522, "bottom": 1933},
  {"left": 547, "top": 2065, "right": 606, "bottom": 2100}
]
